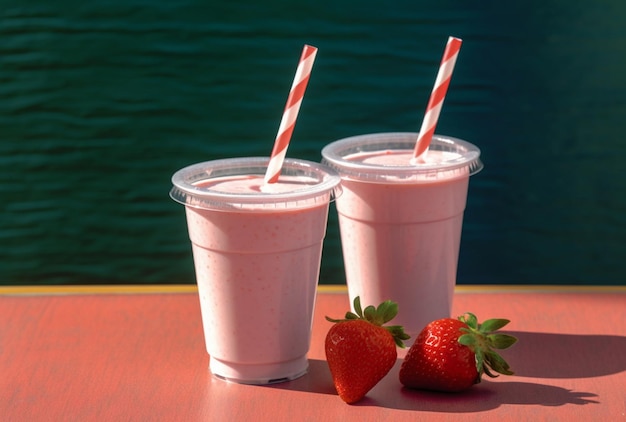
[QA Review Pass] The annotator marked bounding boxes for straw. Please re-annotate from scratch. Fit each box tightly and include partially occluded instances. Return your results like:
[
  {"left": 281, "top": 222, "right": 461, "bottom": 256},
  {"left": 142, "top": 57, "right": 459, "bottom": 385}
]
[
  {"left": 264, "top": 44, "right": 318, "bottom": 184},
  {"left": 412, "top": 36, "right": 462, "bottom": 161}
]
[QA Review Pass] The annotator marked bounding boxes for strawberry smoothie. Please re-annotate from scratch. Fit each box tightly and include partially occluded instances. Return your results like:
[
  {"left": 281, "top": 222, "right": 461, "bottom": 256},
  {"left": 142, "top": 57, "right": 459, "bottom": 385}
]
[
  {"left": 170, "top": 158, "right": 340, "bottom": 384},
  {"left": 322, "top": 133, "right": 482, "bottom": 344}
]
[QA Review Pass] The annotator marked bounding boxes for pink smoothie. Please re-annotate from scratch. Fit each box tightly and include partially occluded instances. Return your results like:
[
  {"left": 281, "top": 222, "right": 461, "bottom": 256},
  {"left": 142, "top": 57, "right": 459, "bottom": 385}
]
[
  {"left": 333, "top": 149, "right": 471, "bottom": 344},
  {"left": 184, "top": 174, "right": 331, "bottom": 383}
]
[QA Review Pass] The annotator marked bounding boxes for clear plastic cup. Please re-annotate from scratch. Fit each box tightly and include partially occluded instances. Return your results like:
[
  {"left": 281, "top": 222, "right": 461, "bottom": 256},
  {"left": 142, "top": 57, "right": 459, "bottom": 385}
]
[
  {"left": 322, "top": 133, "right": 482, "bottom": 344},
  {"left": 170, "top": 157, "right": 341, "bottom": 384}
]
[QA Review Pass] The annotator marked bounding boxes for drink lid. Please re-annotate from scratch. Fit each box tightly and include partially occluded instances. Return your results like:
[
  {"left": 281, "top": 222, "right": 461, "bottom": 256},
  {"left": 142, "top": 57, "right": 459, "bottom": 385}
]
[
  {"left": 170, "top": 157, "right": 341, "bottom": 211},
  {"left": 321, "top": 133, "right": 483, "bottom": 183}
]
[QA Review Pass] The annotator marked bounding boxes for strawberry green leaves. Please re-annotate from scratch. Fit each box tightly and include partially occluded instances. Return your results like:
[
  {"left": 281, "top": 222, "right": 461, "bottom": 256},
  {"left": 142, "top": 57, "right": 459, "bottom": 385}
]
[
  {"left": 458, "top": 312, "right": 517, "bottom": 378},
  {"left": 325, "top": 297, "right": 410, "bottom": 347}
]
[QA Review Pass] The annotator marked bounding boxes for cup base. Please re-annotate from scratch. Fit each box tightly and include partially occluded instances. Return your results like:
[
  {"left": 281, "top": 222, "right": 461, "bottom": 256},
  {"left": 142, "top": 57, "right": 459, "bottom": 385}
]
[{"left": 209, "top": 355, "right": 309, "bottom": 385}]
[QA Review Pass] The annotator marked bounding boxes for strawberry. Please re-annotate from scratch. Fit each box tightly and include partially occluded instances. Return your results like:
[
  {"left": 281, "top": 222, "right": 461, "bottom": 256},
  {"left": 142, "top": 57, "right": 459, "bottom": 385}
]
[
  {"left": 399, "top": 313, "right": 517, "bottom": 393},
  {"left": 325, "top": 296, "right": 409, "bottom": 404}
]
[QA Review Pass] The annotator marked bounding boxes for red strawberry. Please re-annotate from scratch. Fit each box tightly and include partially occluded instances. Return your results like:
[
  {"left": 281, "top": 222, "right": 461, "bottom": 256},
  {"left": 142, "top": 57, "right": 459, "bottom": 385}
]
[
  {"left": 399, "top": 313, "right": 517, "bottom": 392},
  {"left": 325, "top": 296, "right": 409, "bottom": 404}
]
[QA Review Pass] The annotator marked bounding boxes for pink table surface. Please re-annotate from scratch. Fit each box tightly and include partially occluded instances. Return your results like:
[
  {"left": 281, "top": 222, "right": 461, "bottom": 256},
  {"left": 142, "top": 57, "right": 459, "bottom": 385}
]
[{"left": 1, "top": 285, "right": 624, "bottom": 421}]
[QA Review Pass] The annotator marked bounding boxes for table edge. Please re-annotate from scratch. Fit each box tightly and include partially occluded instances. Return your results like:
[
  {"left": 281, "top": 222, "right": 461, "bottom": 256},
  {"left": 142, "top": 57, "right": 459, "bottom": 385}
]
[{"left": 0, "top": 284, "right": 625, "bottom": 296}]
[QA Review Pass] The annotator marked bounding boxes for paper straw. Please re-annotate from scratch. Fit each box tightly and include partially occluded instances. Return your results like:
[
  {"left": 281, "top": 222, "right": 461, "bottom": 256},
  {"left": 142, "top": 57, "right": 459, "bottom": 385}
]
[
  {"left": 264, "top": 44, "right": 318, "bottom": 184},
  {"left": 413, "top": 36, "right": 462, "bottom": 161}
]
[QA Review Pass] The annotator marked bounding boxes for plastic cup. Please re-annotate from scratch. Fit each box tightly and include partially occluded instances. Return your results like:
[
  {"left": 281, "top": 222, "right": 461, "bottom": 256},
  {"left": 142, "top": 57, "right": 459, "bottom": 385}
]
[
  {"left": 170, "top": 157, "right": 341, "bottom": 384},
  {"left": 321, "top": 133, "right": 482, "bottom": 344}
]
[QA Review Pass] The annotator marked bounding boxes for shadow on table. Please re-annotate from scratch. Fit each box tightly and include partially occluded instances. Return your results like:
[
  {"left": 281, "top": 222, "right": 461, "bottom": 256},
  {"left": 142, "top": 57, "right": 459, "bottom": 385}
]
[
  {"left": 265, "top": 359, "right": 337, "bottom": 396},
  {"left": 267, "top": 330, "right": 620, "bottom": 413},
  {"left": 268, "top": 359, "right": 599, "bottom": 413},
  {"left": 504, "top": 331, "right": 626, "bottom": 378},
  {"left": 383, "top": 380, "right": 599, "bottom": 413}
]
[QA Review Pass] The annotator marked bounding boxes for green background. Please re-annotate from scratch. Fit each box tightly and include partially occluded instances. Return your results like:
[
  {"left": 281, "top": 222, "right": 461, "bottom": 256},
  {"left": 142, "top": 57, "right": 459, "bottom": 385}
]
[{"left": 1, "top": 1, "right": 625, "bottom": 285}]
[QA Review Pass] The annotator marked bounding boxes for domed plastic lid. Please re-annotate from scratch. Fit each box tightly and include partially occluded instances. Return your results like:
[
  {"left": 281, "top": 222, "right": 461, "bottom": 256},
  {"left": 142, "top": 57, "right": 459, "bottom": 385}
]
[
  {"left": 321, "top": 132, "right": 483, "bottom": 183},
  {"left": 170, "top": 157, "right": 342, "bottom": 211}
]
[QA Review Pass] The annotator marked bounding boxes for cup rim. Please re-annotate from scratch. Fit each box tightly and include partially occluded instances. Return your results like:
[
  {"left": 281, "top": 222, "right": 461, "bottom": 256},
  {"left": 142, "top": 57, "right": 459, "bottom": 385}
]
[
  {"left": 170, "top": 157, "right": 342, "bottom": 210},
  {"left": 321, "top": 132, "right": 483, "bottom": 182}
]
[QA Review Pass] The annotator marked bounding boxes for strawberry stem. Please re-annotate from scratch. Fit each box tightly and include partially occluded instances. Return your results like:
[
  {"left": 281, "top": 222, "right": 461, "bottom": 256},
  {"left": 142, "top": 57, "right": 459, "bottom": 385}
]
[
  {"left": 325, "top": 296, "right": 410, "bottom": 348},
  {"left": 458, "top": 312, "right": 517, "bottom": 381}
]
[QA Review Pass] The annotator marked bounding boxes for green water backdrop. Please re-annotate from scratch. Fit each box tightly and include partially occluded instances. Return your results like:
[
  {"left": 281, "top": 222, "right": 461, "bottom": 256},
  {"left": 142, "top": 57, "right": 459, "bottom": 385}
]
[{"left": 1, "top": 1, "right": 625, "bottom": 285}]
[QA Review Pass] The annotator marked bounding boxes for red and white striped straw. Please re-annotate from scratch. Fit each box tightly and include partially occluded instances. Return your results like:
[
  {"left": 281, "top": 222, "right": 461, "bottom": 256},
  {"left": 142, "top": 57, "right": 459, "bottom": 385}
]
[
  {"left": 413, "top": 36, "right": 462, "bottom": 161},
  {"left": 264, "top": 44, "right": 318, "bottom": 184}
]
